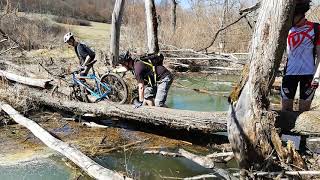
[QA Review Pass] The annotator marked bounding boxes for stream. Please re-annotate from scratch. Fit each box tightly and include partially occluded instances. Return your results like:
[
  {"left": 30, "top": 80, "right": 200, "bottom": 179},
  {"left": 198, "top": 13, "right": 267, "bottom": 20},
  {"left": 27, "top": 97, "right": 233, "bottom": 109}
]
[{"left": 0, "top": 75, "right": 237, "bottom": 180}]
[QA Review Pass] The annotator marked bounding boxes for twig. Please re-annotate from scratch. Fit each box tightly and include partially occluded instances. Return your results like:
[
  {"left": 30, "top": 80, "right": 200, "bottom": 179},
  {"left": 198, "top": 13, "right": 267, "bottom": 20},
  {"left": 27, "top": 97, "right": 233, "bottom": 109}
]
[
  {"left": 38, "top": 62, "right": 68, "bottom": 82},
  {"left": 308, "top": 138, "right": 320, "bottom": 142},
  {"left": 81, "top": 121, "right": 109, "bottom": 128},
  {"left": 0, "top": 45, "right": 19, "bottom": 55},
  {"left": 0, "top": 39, "right": 7, "bottom": 43},
  {"left": 96, "top": 138, "right": 151, "bottom": 154}
]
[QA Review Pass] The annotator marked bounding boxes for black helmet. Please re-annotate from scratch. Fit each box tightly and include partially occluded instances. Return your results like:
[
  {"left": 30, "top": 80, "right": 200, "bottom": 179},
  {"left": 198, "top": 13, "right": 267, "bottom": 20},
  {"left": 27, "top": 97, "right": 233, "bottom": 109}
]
[
  {"left": 294, "top": 0, "right": 311, "bottom": 16},
  {"left": 118, "top": 51, "right": 132, "bottom": 64}
]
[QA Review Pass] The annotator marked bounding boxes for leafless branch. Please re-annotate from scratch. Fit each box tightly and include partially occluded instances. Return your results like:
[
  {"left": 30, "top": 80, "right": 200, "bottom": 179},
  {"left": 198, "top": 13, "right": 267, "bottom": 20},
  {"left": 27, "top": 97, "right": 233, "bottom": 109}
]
[
  {"left": 239, "top": 2, "right": 261, "bottom": 15},
  {"left": 197, "top": 12, "right": 249, "bottom": 52}
]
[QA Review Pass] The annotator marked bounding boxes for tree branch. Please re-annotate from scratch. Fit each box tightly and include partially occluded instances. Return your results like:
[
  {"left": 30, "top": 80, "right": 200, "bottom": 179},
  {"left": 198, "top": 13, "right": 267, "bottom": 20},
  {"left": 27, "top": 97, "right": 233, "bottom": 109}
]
[{"left": 197, "top": 12, "right": 249, "bottom": 52}]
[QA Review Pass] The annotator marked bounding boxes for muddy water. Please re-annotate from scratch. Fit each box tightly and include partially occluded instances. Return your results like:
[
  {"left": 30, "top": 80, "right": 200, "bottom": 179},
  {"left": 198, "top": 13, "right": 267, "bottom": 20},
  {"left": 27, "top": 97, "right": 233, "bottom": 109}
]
[{"left": 0, "top": 75, "right": 237, "bottom": 180}]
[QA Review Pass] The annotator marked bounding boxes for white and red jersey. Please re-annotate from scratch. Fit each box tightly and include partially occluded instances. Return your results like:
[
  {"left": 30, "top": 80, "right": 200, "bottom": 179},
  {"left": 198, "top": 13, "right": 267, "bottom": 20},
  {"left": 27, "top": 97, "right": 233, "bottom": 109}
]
[{"left": 286, "top": 21, "right": 320, "bottom": 75}]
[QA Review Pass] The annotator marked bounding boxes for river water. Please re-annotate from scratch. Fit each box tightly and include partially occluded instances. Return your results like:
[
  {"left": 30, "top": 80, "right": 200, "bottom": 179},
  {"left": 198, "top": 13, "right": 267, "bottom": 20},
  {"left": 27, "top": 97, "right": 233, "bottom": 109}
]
[{"left": 0, "top": 75, "right": 236, "bottom": 180}]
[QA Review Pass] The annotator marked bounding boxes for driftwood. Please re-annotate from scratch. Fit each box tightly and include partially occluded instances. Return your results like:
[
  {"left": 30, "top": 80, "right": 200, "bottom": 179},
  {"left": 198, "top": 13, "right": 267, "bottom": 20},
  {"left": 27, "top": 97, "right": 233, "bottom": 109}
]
[
  {"left": 82, "top": 121, "right": 109, "bottom": 128},
  {"left": 0, "top": 70, "right": 52, "bottom": 88},
  {"left": 308, "top": 138, "right": 320, "bottom": 142},
  {"left": 233, "top": 170, "right": 320, "bottom": 178},
  {"left": 167, "top": 57, "right": 245, "bottom": 65},
  {"left": 178, "top": 149, "right": 215, "bottom": 168},
  {"left": 0, "top": 102, "right": 128, "bottom": 180},
  {"left": 160, "top": 173, "right": 217, "bottom": 180},
  {"left": 178, "top": 149, "right": 237, "bottom": 180},
  {"left": 206, "top": 152, "right": 233, "bottom": 158},
  {"left": 144, "top": 150, "right": 234, "bottom": 163},
  {"left": 144, "top": 150, "right": 181, "bottom": 157},
  {"left": 0, "top": 60, "right": 36, "bottom": 77}
]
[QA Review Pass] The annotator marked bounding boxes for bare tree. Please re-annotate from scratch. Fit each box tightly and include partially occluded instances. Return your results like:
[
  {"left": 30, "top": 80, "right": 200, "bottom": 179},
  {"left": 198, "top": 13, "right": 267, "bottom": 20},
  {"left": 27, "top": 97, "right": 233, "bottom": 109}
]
[
  {"left": 5, "top": 0, "right": 12, "bottom": 13},
  {"left": 144, "top": 0, "right": 159, "bottom": 53},
  {"left": 219, "top": 0, "right": 228, "bottom": 52},
  {"left": 170, "top": 0, "right": 177, "bottom": 33},
  {"left": 228, "top": 0, "right": 305, "bottom": 172},
  {"left": 110, "top": 0, "right": 126, "bottom": 66}
]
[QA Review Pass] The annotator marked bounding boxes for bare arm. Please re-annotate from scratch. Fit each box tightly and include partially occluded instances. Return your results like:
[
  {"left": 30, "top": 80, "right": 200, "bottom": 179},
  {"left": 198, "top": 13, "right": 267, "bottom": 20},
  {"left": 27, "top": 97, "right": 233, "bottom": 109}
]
[
  {"left": 138, "top": 82, "right": 145, "bottom": 102},
  {"left": 313, "top": 46, "right": 320, "bottom": 80},
  {"left": 81, "top": 55, "right": 91, "bottom": 67}
]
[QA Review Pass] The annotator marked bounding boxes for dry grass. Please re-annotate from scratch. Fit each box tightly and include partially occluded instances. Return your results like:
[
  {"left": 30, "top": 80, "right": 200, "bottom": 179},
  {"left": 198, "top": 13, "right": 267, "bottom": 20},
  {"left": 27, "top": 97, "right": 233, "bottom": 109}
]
[
  {"left": 0, "top": 81, "right": 37, "bottom": 114},
  {"left": 53, "top": 16, "right": 91, "bottom": 27},
  {"left": 0, "top": 13, "right": 65, "bottom": 50}
]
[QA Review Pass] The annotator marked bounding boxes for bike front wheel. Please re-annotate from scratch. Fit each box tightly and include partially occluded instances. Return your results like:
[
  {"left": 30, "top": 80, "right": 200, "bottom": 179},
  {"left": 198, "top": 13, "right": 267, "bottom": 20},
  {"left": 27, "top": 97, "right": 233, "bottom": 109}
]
[
  {"left": 69, "top": 85, "right": 90, "bottom": 103},
  {"left": 100, "top": 73, "right": 128, "bottom": 104}
]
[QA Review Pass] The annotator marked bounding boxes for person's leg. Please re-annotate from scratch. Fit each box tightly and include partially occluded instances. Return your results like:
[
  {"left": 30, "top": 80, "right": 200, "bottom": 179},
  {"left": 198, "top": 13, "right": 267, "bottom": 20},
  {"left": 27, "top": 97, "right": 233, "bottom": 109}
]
[
  {"left": 80, "top": 65, "right": 92, "bottom": 76},
  {"left": 155, "top": 75, "right": 173, "bottom": 107},
  {"left": 281, "top": 75, "right": 298, "bottom": 111},
  {"left": 282, "top": 99, "right": 294, "bottom": 111},
  {"left": 143, "top": 85, "right": 155, "bottom": 106},
  {"left": 299, "top": 75, "right": 315, "bottom": 112}
]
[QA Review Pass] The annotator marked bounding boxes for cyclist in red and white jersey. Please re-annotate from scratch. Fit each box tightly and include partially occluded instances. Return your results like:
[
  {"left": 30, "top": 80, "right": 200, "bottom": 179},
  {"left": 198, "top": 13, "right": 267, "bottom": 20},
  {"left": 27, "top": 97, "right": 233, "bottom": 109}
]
[{"left": 281, "top": 1, "right": 320, "bottom": 112}]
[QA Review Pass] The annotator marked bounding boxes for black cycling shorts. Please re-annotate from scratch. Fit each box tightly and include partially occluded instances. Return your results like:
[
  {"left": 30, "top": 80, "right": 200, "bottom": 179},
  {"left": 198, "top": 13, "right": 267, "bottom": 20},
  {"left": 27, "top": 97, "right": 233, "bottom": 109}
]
[{"left": 281, "top": 75, "right": 315, "bottom": 100}]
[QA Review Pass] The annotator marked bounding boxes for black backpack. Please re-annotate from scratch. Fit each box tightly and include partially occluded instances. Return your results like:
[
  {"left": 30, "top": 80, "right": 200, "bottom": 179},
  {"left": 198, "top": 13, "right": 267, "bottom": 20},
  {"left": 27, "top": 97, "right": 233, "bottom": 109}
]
[
  {"left": 138, "top": 53, "right": 164, "bottom": 86},
  {"left": 139, "top": 53, "right": 164, "bottom": 66}
]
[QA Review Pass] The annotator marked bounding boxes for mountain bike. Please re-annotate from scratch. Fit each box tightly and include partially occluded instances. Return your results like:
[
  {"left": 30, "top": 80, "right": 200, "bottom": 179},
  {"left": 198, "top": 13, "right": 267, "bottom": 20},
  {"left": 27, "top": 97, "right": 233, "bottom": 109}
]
[{"left": 69, "top": 60, "right": 128, "bottom": 104}]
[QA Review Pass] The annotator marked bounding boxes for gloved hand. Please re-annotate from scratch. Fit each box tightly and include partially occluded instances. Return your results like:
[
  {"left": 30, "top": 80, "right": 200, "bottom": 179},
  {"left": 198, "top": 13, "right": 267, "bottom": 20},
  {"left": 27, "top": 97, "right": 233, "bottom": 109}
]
[
  {"left": 133, "top": 98, "right": 143, "bottom": 109},
  {"left": 79, "top": 66, "right": 85, "bottom": 71},
  {"left": 311, "top": 78, "right": 319, "bottom": 89}
]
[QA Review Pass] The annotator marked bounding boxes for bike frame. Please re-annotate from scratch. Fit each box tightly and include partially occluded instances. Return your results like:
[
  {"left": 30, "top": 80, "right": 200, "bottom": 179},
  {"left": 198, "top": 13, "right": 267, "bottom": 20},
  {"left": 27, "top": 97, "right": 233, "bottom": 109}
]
[{"left": 71, "top": 71, "right": 112, "bottom": 102}]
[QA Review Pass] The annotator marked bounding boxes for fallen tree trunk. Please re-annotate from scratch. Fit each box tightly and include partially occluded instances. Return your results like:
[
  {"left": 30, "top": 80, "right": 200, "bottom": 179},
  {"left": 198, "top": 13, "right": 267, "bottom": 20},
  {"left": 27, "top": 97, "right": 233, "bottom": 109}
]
[
  {"left": 0, "top": 70, "right": 52, "bottom": 88},
  {"left": 27, "top": 90, "right": 228, "bottom": 133},
  {"left": 0, "top": 102, "right": 128, "bottom": 180},
  {"left": 3, "top": 83, "right": 319, "bottom": 135}
]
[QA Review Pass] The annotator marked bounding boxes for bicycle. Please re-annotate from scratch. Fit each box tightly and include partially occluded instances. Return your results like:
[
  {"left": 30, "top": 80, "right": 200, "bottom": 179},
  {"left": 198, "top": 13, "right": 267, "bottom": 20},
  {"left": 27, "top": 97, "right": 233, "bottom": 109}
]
[{"left": 69, "top": 60, "right": 128, "bottom": 104}]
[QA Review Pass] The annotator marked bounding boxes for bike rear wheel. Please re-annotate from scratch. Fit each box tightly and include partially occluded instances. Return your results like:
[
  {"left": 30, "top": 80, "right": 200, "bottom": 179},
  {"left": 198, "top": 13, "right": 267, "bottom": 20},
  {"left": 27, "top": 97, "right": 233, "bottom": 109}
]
[{"left": 100, "top": 73, "right": 128, "bottom": 104}]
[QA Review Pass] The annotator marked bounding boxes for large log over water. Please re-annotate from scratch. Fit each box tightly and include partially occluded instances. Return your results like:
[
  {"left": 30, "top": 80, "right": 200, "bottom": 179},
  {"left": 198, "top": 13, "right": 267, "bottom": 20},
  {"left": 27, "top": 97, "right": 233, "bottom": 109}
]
[
  {"left": 28, "top": 91, "right": 228, "bottom": 133},
  {"left": 227, "top": 0, "right": 303, "bottom": 170},
  {"left": 3, "top": 86, "right": 319, "bottom": 136},
  {"left": 0, "top": 102, "right": 128, "bottom": 180}
]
